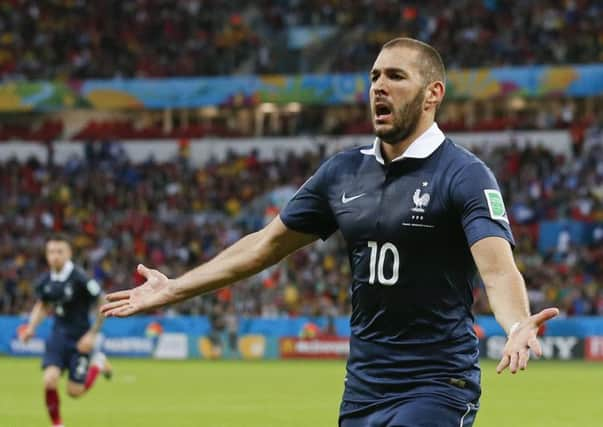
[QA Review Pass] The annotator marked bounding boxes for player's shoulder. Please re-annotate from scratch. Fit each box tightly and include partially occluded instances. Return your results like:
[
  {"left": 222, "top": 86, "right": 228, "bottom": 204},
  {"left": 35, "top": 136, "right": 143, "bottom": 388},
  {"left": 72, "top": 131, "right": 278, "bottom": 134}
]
[
  {"left": 34, "top": 271, "right": 51, "bottom": 288},
  {"left": 440, "top": 138, "right": 491, "bottom": 175},
  {"left": 71, "top": 265, "right": 102, "bottom": 296},
  {"left": 441, "top": 138, "right": 485, "bottom": 166},
  {"left": 70, "top": 264, "right": 90, "bottom": 283},
  {"left": 320, "top": 144, "right": 372, "bottom": 173}
]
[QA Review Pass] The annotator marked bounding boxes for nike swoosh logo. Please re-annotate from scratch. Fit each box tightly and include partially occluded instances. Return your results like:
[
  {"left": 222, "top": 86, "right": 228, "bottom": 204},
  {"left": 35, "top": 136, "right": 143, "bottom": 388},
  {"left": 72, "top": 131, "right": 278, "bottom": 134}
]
[{"left": 341, "top": 192, "right": 366, "bottom": 204}]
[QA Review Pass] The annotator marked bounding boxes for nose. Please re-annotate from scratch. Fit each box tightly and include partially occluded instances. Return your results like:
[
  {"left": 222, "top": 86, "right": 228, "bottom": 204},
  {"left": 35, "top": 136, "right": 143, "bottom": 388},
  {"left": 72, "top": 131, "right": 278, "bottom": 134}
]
[{"left": 371, "top": 76, "right": 387, "bottom": 97}]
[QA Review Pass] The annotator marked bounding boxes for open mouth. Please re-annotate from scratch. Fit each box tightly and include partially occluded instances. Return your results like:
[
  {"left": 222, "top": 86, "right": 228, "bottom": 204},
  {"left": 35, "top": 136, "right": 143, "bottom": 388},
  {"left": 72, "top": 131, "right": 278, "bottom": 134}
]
[{"left": 374, "top": 103, "right": 392, "bottom": 122}]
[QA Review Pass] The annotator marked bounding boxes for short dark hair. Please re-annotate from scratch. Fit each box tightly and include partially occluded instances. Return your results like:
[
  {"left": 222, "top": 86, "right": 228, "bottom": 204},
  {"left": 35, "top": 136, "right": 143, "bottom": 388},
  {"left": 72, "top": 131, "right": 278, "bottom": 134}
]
[
  {"left": 381, "top": 37, "right": 446, "bottom": 86},
  {"left": 46, "top": 233, "right": 71, "bottom": 245}
]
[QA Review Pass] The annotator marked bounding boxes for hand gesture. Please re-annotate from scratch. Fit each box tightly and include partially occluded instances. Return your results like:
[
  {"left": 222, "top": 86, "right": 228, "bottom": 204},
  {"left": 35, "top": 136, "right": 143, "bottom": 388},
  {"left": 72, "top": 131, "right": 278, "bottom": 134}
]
[
  {"left": 101, "top": 264, "right": 172, "bottom": 317},
  {"left": 496, "top": 307, "right": 559, "bottom": 374}
]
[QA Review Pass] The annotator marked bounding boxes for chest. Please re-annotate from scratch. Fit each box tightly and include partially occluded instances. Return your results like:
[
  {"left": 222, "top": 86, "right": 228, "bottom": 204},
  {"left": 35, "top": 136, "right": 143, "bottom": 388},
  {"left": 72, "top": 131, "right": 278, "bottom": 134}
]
[
  {"left": 41, "top": 279, "right": 78, "bottom": 304},
  {"left": 329, "top": 165, "right": 455, "bottom": 246}
]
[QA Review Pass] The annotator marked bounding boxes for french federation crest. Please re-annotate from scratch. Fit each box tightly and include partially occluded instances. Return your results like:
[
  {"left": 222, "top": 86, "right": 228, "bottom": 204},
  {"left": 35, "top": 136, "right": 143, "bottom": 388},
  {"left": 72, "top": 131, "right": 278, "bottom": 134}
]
[{"left": 411, "top": 188, "right": 430, "bottom": 212}]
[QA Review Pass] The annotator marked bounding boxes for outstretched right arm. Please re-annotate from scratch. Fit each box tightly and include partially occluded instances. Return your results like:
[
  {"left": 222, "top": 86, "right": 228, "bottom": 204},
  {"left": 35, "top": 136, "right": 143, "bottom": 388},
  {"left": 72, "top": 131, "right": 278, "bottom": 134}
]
[
  {"left": 19, "top": 300, "right": 49, "bottom": 342},
  {"left": 101, "top": 216, "right": 318, "bottom": 317}
]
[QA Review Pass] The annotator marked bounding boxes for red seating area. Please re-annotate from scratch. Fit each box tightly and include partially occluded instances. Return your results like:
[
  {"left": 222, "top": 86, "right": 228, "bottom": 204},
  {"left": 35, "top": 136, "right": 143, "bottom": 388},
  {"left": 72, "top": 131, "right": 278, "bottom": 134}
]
[
  {"left": 71, "top": 120, "right": 240, "bottom": 140},
  {"left": 0, "top": 113, "right": 590, "bottom": 141},
  {"left": 441, "top": 117, "right": 520, "bottom": 132},
  {"left": 0, "top": 120, "right": 63, "bottom": 141}
]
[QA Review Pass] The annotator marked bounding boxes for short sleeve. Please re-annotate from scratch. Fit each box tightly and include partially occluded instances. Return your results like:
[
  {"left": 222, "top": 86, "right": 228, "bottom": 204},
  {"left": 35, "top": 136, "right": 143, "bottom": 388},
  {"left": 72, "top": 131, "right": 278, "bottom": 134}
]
[
  {"left": 85, "top": 279, "right": 102, "bottom": 298},
  {"left": 34, "top": 275, "right": 50, "bottom": 301},
  {"left": 75, "top": 268, "right": 102, "bottom": 300},
  {"left": 451, "top": 161, "right": 515, "bottom": 248},
  {"left": 280, "top": 158, "right": 338, "bottom": 240}
]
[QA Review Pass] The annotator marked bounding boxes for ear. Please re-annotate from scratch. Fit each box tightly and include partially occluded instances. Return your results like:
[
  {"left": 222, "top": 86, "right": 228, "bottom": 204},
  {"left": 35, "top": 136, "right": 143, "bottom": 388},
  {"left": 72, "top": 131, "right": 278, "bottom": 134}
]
[{"left": 424, "top": 81, "right": 445, "bottom": 111}]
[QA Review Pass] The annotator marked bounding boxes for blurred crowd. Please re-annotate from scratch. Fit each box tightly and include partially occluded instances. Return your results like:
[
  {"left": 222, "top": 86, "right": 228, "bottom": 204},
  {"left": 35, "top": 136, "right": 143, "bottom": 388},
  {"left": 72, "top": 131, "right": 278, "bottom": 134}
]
[
  {"left": 323, "top": 0, "right": 602, "bottom": 72},
  {"left": 1, "top": 123, "right": 602, "bottom": 319},
  {"left": 0, "top": 141, "right": 343, "bottom": 317},
  {"left": 471, "top": 125, "right": 603, "bottom": 316},
  {"left": 1, "top": 0, "right": 601, "bottom": 79}
]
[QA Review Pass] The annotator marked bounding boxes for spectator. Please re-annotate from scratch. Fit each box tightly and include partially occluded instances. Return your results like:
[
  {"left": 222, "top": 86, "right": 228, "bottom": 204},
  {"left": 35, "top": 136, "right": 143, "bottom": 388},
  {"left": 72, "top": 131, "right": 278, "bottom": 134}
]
[
  {"left": 1, "top": 130, "right": 602, "bottom": 318},
  {"left": 0, "top": 1, "right": 600, "bottom": 80}
]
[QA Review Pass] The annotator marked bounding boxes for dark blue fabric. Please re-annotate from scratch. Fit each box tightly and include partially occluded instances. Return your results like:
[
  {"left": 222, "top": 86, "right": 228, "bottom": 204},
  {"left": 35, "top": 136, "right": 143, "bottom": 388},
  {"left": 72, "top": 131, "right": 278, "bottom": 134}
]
[
  {"left": 35, "top": 266, "right": 99, "bottom": 338},
  {"left": 281, "top": 139, "right": 514, "bottom": 419},
  {"left": 340, "top": 395, "right": 479, "bottom": 427},
  {"left": 42, "top": 330, "right": 91, "bottom": 383}
]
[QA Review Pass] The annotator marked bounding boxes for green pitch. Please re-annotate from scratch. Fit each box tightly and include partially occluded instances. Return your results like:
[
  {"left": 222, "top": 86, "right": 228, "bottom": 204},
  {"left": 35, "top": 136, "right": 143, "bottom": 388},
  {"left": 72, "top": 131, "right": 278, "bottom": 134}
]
[{"left": 1, "top": 358, "right": 601, "bottom": 427}]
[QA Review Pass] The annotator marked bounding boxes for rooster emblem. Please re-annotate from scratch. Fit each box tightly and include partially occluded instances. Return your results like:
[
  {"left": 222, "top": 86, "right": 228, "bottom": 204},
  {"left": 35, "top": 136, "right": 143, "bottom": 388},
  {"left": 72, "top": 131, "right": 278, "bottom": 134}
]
[{"left": 411, "top": 188, "right": 430, "bottom": 212}]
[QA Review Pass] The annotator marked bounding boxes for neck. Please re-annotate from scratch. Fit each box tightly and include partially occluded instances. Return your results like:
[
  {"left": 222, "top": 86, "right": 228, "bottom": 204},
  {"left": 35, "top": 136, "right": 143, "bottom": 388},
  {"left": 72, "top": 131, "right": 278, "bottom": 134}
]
[
  {"left": 380, "top": 116, "right": 433, "bottom": 164},
  {"left": 51, "top": 265, "right": 65, "bottom": 274},
  {"left": 51, "top": 260, "right": 70, "bottom": 274}
]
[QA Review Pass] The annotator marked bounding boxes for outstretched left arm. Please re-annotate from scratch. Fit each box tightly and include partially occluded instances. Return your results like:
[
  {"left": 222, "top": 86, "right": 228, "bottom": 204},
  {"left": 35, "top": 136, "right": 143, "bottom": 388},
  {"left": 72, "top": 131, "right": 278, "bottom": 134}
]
[{"left": 471, "top": 236, "right": 559, "bottom": 374}]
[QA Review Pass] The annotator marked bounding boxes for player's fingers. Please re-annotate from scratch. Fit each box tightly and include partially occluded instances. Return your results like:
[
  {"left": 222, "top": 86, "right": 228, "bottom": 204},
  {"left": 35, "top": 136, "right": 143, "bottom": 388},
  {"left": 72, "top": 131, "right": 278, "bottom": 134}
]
[
  {"left": 518, "top": 348, "right": 530, "bottom": 371},
  {"left": 496, "top": 354, "right": 510, "bottom": 374},
  {"left": 103, "top": 309, "right": 120, "bottom": 317},
  {"left": 111, "top": 305, "right": 137, "bottom": 318},
  {"left": 137, "top": 264, "right": 155, "bottom": 278},
  {"left": 528, "top": 336, "right": 543, "bottom": 358},
  {"left": 101, "top": 299, "right": 130, "bottom": 315},
  {"left": 531, "top": 307, "right": 559, "bottom": 327},
  {"left": 105, "top": 290, "right": 132, "bottom": 302},
  {"left": 509, "top": 352, "right": 519, "bottom": 374},
  {"left": 102, "top": 299, "right": 130, "bottom": 310},
  {"left": 103, "top": 304, "right": 130, "bottom": 317}
]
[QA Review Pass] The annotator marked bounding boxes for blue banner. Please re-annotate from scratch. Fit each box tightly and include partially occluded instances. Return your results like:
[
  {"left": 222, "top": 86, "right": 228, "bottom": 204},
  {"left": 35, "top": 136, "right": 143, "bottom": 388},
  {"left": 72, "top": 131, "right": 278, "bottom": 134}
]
[
  {"left": 2, "top": 64, "right": 602, "bottom": 111},
  {"left": 2, "top": 315, "right": 603, "bottom": 359}
]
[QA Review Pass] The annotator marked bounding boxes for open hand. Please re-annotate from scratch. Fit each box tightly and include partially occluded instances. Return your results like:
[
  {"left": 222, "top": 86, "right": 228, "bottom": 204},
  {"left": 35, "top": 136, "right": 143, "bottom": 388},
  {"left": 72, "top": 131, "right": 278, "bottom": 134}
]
[
  {"left": 496, "top": 307, "right": 560, "bottom": 374},
  {"left": 101, "top": 264, "right": 172, "bottom": 317}
]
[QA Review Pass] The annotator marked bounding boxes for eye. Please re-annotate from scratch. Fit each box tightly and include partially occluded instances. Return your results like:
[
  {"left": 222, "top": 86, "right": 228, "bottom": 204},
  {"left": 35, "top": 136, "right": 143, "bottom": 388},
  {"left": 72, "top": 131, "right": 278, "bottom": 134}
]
[{"left": 391, "top": 73, "right": 404, "bottom": 80}]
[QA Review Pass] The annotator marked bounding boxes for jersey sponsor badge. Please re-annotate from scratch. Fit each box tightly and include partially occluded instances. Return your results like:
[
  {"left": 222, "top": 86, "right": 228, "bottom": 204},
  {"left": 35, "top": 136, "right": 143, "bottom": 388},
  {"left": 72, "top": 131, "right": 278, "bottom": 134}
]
[{"left": 484, "top": 189, "right": 508, "bottom": 223}]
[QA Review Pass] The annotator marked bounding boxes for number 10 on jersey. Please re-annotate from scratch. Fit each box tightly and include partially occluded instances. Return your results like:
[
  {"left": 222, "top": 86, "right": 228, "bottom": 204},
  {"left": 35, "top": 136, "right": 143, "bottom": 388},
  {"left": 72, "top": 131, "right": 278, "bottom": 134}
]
[{"left": 367, "top": 241, "right": 400, "bottom": 285}]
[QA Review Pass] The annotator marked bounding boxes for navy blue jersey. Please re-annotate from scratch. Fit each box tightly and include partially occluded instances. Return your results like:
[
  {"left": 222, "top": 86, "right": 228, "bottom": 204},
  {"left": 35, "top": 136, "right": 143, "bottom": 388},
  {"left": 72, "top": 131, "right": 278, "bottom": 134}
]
[
  {"left": 35, "top": 261, "right": 101, "bottom": 338},
  {"left": 280, "top": 124, "right": 514, "bottom": 409}
]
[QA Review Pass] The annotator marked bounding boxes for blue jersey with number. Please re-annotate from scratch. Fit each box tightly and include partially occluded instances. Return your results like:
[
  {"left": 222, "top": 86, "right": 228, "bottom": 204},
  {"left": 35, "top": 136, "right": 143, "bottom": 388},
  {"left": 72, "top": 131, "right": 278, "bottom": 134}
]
[
  {"left": 35, "top": 261, "right": 101, "bottom": 338},
  {"left": 280, "top": 124, "right": 514, "bottom": 410}
]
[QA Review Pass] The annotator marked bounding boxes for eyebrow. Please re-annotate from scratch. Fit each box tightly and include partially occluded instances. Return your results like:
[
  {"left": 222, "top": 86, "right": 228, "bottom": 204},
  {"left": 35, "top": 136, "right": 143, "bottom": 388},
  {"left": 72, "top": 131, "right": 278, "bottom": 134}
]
[{"left": 370, "top": 67, "right": 409, "bottom": 76}]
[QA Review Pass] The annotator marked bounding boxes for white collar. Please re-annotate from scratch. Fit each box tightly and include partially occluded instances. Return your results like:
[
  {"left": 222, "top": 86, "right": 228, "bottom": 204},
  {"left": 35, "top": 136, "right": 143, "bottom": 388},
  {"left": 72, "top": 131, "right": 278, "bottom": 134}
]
[
  {"left": 50, "top": 260, "right": 74, "bottom": 282},
  {"left": 360, "top": 122, "right": 445, "bottom": 165}
]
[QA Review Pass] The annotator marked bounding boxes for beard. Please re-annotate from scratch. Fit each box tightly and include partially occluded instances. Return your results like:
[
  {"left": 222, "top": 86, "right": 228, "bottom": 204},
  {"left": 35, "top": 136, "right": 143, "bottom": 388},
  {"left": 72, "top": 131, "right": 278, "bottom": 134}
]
[{"left": 374, "top": 88, "right": 425, "bottom": 145}]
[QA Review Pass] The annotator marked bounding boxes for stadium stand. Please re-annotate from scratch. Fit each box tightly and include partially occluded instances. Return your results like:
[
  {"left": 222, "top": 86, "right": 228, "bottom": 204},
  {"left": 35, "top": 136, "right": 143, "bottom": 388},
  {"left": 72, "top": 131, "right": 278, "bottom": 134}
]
[
  {"left": 0, "top": 0, "right": 600, "bottom": 80},
  {"left": 0, "top": 0, "right": 601, "bottom": 323},
  {"left": 1, "top": 123, "right": 602, "bottom": 318}
]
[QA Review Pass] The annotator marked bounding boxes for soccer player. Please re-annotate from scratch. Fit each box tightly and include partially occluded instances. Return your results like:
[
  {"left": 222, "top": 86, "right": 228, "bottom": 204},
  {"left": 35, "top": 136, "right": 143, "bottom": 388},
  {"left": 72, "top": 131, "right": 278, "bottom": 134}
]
[
  {"left": 101, "top": 38, "right": 559, "bottom": 426},
  {"left": 19, "top": 235, "right": 112, "bottom": 427}
]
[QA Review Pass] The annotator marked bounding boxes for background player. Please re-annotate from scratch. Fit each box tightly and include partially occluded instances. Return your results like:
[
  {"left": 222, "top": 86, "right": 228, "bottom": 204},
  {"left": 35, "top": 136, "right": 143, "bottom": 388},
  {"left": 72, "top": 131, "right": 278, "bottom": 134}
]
[
  {"left": 101, "top": 38, "right": 558, "bottom": 426},
  {"left": 19, "top": 235, "right": 112, "bottom": 427}
]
